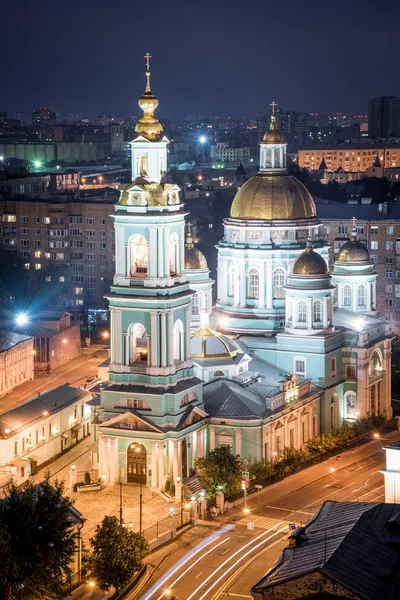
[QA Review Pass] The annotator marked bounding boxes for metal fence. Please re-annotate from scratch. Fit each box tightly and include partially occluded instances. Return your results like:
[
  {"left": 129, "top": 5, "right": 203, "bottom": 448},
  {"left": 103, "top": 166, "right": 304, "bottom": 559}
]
[{"left": 142, "top": 510, "right": 191, "bottom": 543}]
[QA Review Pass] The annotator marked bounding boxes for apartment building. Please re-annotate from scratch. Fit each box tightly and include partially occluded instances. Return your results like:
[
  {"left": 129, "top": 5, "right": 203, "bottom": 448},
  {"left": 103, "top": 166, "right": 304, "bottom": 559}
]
[
  {"left": 316, "top": 199, "right": 400, "bottom": 322},
  {"left": 210, "top": 142, "right": 253, "bottom": 164},
  {"left": 0, "top": 192, "right": 118, "bottom": 319},
  {"left": 298, "top": 144, "right": 400, "bottom": 173}
]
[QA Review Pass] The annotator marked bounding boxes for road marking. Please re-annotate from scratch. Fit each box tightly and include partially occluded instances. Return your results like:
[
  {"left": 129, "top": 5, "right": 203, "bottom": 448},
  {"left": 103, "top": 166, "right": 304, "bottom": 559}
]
[
  {"left": 185, "top": 523, "right": 286, "bottom": 600},
  {"left": 236, "top": 515, "right": 284, "bottom": 531},
  {"left": 196, "top": 571, "right": 203, "bottom": 579},
  {"left": 222, "top": 548, "right": 231, "bottom": 555}
]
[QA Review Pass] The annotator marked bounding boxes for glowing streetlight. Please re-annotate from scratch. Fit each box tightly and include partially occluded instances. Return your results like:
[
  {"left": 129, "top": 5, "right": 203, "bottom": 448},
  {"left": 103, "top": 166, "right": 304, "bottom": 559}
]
[
  {"left": 88, "top": 581, "right": 95, "bottom": 588},
  {"left": 373, "top": 432, "right": 380, "bottom": 439},
  {"left": 62, "top": 338, "right": 68, "bottom": 344},
  {"left": 16, "top": 312, "right": 28, "bottom": 326},
  {"left": 33, "top": 160, "right": 42, "bottom": 168},
  {"left": 199, "top": 136, "right": 207, "bottom": 144},
  {"left": 102, "top": 331, "right": 110, "bottom": 339},
  {"left": 329, "top": 467, "right": 336, "bottom": 473},
  {"left": 0, "top": 156, "right": 4, "bottom": 161}
]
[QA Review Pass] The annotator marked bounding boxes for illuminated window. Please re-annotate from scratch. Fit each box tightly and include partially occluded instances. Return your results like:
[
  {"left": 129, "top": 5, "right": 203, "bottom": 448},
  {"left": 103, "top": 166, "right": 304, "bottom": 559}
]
[
  {"left": 191, "top": 293, "right": 200, "bottom": 315},
  {"left": 248, "top": 269, "right": 259, "bottom": 299},
  {"left": 343, "top": 285, "right": 352, "bottom": 306},
  {"left": 357, "top": 286, "right": 366, "bottom": 306},
  {"left": 298, "top": 301, "right": 307, "bottom": 322},
  {"left": 35, "top": 264, "right": 41, "bottom": 270},
  {"left": 274, "top": 269, "right": 285, "bottom": 299},
  {"left": 313, "top": 300, "right": 322, "bottom": 322}
]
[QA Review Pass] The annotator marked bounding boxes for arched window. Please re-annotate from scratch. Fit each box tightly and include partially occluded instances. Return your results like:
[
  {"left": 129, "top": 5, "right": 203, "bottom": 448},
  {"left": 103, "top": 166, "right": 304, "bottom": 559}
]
[
  {"left": 191, "top": 293, "right": 200, "bottom": 316},
  {"left": 127, "top": 323, "right": 146, "bottom": 364},
  {"left": 369, "top": 351, "right": 382, "bottom": 377},
  {"left": 298, "top": 301, "right": 307, "bottom": 323},
  {"left": 140, "top": 155, "right": 148, "bottom": 177},
  {"left": 248, "top": 269, "right": 259, "bottom": 299},
  {"left": 228, "top": 265, "right": 235, "bottom": 297},
  {"left": 173, "top": 319, "right": 184, "bottom": 361},
  {"left": 313, "top": 300, "right": 322, "bottom": 322},
  {"left": 357, "top": 285, "right": 366, "bottom": 306},
  {"left": 345, "top": 391, "right": 358, "bottom": 420},
  {"left": 343, "top": 285, "right": 352, "bottom": 306},
  {"left": 213, "top": 370, "right": 225, "bottom": 378},
  {"left": 330, "top": 394, "right": 339, "bottom": 430},
  {"left": 130, "top": 234, "right": 148, "bottom": 276},
  {"left": 169, "top": 233, "right": 179, "bottom": 276},
  {"left": 274, "top": 269, "right": 285, "bottom": 299}
]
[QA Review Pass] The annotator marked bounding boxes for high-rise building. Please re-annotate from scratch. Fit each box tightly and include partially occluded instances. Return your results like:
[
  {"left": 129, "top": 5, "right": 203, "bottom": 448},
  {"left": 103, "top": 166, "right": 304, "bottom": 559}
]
[
  {"left": 368, "top": 96, "right": 400, "bottom": 139},
  {"left": 32, "top": 107, "right": 56, "bottom": 126}
]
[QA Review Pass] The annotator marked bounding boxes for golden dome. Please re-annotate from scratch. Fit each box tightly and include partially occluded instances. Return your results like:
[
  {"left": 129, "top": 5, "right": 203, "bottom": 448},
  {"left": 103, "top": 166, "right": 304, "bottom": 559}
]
[
  {"left": 191, "top": 325, "right": 241, "bottom": 359},
  {"left": 262, "top": 102, "right": 285, "bottom": 144},
  {"left": 230, "top": 174, "right": 316, "bottom": 220},
  {"left": 135, "top": 53, "right": 163, "bottom": 141},
  {"left": 336, "top": 238, "right": 370, "bottom": 263},
  {"left": 185, "top": 246, "right": 207, "bottom": 270},
  {"left": 292, "top": 243, "right": 328, "bottom": 275}
]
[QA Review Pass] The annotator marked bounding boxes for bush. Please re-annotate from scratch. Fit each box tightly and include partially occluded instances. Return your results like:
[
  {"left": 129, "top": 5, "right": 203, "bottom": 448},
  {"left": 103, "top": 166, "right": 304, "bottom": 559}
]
[
  {"left": 84, "top": 471, "right": 91, "bottom": 485},
  {"left": 170, "top": 482, "right": 176, "bottom": 497},
  {"left": 164, "top": 479, "right": 171, "bottom": 493},
  {"left": 249, "top": 459, "right": 274, "bottom": 480}
]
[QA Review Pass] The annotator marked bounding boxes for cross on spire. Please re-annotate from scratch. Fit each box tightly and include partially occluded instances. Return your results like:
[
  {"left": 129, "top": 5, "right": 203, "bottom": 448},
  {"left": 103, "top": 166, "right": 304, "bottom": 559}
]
[
  {"left": 352, "top": 216, "right": 357, "bottom": 228},
  {"left": 144, "top": 52, "right": 152, "bottom": 70},
  {"left": 270, "top": 101, "right": 277, "bottom": 115}
]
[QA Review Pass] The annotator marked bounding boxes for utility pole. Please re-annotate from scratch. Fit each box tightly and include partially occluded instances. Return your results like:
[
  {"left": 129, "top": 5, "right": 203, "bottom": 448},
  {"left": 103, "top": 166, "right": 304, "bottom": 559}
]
[
  {"left": 119, "top": 481, "right": 123, "bottom": 526},
  {"left": 139, "top": 480, "right": 143, "bottom": 535}
]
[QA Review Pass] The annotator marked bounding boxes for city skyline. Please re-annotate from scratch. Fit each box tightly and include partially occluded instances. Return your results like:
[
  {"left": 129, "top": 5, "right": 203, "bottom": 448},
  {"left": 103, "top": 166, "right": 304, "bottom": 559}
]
[{"left": 2, "top": 0, "right": 400, "bottom": 120}]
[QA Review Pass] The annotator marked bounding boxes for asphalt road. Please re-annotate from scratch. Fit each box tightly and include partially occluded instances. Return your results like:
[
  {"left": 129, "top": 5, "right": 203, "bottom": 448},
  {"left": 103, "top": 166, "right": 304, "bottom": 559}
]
[{"left": 137, "top": 430, "right": 397, "bottom": 600}]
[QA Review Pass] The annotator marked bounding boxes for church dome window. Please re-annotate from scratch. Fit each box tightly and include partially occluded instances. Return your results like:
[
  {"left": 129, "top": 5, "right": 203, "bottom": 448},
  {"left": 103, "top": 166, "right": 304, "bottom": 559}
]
[
  {"left": 213, "top": 370, "right": 225, "bottom": 378},
  {"left": 274, "top": 268, "right": 286, "bottom": 299},
  {"left": 343, "top": 285, "right": 352, "bottom": 306},
  {"left": 298, "top": 301, "right": 307, "bottom": 323},
  {"left": 357, "top": 285, "right": 366, "bottom": 307},
  {"left": 313, "top": 300, "right": 322, "bottom": 322},
  {"left": 248, "top": 268, "right": 259, "bottom": 299}
]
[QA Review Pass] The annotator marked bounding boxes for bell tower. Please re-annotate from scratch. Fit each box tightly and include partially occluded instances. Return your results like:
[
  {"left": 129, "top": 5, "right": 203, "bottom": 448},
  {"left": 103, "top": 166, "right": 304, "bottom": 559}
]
[{"left": 259, "top": 101, "right": 287, "bottom": 173}]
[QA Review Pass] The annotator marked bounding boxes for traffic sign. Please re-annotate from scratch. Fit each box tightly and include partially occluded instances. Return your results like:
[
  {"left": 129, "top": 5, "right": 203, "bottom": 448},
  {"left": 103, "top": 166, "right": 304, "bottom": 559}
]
[
  {"left": 255, "top": 484, "right": 263, "bottom": 490},
  {"left": 242, "top": 471, "right": 249, "bottom": 479},
  {"left": 289, "top": 522, "right": 296, "bottom": 531}
]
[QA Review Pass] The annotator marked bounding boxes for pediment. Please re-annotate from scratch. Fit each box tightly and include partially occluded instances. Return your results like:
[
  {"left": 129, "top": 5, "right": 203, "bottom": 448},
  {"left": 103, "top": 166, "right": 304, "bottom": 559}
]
[
  {"left": 98, "top": 411, "right": 161, "bottom": 433},
  {"left": 179, "top": 406, "right": 208, "bottom": 429},
  {"left": 274, "top": 420, "right": 284, "bottom": 430},
  {"left": 216, "top": 428, "right": 233, "bottom": 437}
]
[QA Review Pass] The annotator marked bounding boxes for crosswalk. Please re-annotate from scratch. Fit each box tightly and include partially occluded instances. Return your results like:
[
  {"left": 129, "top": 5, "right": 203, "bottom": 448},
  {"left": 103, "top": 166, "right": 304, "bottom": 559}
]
[{"left": 236, "top": 514, "right": 287, "bottom": 531}]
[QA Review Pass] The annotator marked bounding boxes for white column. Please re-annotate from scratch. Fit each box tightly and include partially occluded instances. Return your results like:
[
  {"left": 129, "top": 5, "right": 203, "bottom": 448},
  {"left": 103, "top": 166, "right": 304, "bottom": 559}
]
[
  {"left": 115, "top": 310, "right": 122, "bottom": 365},
  {"left": 239, "top": 268, "right": 246, "bottom": 307},
  {"left": 323, "top": 296, "right": 328, "bottom": 328},
  {"left": 149, "top": 226, "right": 157, "bottom": 277},
  {"left": 115, "top": 223, "right": 125, "bottom": 276},
  {"left": 192, "top": 430, "right": 197, "bottom": 466},
  {"left": 168, "top": 310, "right": 174, "bottom": 367},
  {"left": 124, "top": 333, "right": 129, "bottom": 366},
  {"left": 372, "top": 282, "right": 376, "bottom": 310},
  {"left": 219, "top": 257, "right": 227, "bottom": 304},
  {"left": 234, "top": 263, "right": 240, "bottom": 306},
  {"left": 198, "top": 429, "right": 204, "bottom": 458},
  {"left": 280, "top": 147, "right": 284, "bottom": 168},
  {"left": 352, "top": 283, "right": 357, "bottom": 312},
  {"left": 172, "top": 441, "right": 179, "bottom": 480},
  {"left": 209, "top": 426, "right": 215, "bottom": 451},
  {"left": 259, "top": 261, "right": 265, "bottom": 309},
  {"left": 110, "top": 309, "right": 116, "bottom": 363},
  {"left": 271, "top": 147, "right": 275, "bottom": 168},
  {"left": 150, "top": 312, "right": 158, "bottom": 367},
  {"left": 366, "top": 282, "right": 371, "bottom": 311},
  {"left": 161, "top": 312, "right": 167, "bottom": 367},
  {"left": 157, "top": 227, "right": 163, "bottom": 278},
  {"left": 337, "top": 283, "right": 343, "bottom": 308},
  {"left": 125, "top": 244, "right": 130, "bottom": 277},
  {"left": 158, "top": 443, "right": 165, "bottom": 488},
  {"left": 235, "top": 429, "right": 241, "bottom": 457},
  {"left": 164, "top": 226, "right": 170, "bottom": 276},
  {"left": 177, "top": 440, "right": 182, "bottom": 479},
  {"left": 151, "top": 442, "right": 158, "bottom": 488},
  {"left": 266, "top": 262, "right": 273, "bottom": 308},
  {"left": 110, "top": 439, "right": 118, "bottom": 483},
  {"left": 185, "top": 306, "right": 191, "bottom": 360},
  {"left": 307, "top": 298, "right": 313, "bottom": 329}
]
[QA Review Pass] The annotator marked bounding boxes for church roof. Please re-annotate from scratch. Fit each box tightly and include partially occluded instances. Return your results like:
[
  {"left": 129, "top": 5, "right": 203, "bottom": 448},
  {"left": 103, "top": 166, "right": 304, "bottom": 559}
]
[
  {"left": 292, "top": 242, "right": 328, "bottom": 275},
  {"left": 191, "top": 326, "right": 242, "bottom": 360},
  {"left": 336, "top": 228, "right": 371, "bottom": 263},
  {"left": 203, "top": 378, "right": 269, "bottom": 419},
  {"left": 230, "top": 174, "right": 316, "bottom": 220},
  {"left": 185, "top": 246, "right": 207, "bottom": 270},
  {"left": 117, "top": 182, "right": 178, "bottom": 207}
]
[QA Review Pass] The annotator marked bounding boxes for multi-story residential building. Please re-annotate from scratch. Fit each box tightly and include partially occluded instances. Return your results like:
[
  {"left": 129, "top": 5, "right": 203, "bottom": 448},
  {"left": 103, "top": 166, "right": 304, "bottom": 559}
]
[
  {"left": 30, "top": 311, "right": 81, "bottom": 371},
  {"left": 32, "top": 107, "right": 56, "bottom": 126},
  {"left": 316, "top": 199, "right": 400, "bottom": 322},
  {"left": 0, "top": 141, "right": 109, "bottom": 165},
  {"left": 0, "top": 192, "right": 118, "bottom": 319},
  {"left": 210, "top": 142, "right": 253, "bottom": 165},
  {"left": 368, "top": 96, "right": 400, "bottom": 139},
  {"left": 0, "top": 383, "right": 91, "bottom": 487},
  {"left": 0, "top": 331, "right": 34, "bottom": 398},
  {"left": 298, "top": 144, "right": 400, "bottom": 172}
]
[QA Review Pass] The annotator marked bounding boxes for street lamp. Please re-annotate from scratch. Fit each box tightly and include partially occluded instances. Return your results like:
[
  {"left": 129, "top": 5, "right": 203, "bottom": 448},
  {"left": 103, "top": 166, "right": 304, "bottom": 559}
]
[
  {"left": 16, "top": 312, "right": 28, "bottom": 327},
  {"left": 199, "top": 136, "right": 207, "bottom": 144}
]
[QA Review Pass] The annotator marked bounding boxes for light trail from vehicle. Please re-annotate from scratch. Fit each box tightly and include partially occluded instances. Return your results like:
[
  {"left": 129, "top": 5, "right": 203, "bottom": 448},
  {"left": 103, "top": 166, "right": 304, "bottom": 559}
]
[
  {"left": 141, "top": 524, "right": 235, "bottom": 600},
  {"left": 185, "top": 522, "right": 286, "bottom": 600},
  {"left": 155, "top": 537, "right": 230, "bottom": 600}
]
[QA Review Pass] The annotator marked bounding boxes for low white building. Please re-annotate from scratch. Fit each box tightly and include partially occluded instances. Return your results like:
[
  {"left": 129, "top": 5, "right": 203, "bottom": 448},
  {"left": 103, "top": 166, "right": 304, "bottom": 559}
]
[
  {"left": 0, "top": 331, "right": 34, "bottom": 398},
  {"left": 0, "top": 383, "right": 91, "bottom": 489},
  {"left": 382, "top": 441, "right": 400, "bottom": 503}
]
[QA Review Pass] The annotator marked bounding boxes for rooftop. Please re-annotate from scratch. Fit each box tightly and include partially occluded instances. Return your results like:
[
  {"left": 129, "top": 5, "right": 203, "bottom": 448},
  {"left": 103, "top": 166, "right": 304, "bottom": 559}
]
[
  {"left": 0, "top": 330, "right": 32, "bottom": 352},
  {"left": 252, "top": 501, "right": 400, "bottom": 600},
  {"left": 315, "top": 198, "right": 400, "bottom": 221}
]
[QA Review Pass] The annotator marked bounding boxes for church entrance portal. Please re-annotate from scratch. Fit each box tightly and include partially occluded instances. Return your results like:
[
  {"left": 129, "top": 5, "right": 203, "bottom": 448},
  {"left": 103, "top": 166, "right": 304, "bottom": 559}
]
[{"left": 127, "top": 443, "right": 146, "bottom": 483}]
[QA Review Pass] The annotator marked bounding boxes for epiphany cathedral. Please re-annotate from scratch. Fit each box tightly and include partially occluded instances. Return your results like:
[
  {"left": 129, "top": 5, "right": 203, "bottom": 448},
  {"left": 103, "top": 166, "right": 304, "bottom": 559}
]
[{"left": 91, "top": 59, "right": 394, "bottom": 488}]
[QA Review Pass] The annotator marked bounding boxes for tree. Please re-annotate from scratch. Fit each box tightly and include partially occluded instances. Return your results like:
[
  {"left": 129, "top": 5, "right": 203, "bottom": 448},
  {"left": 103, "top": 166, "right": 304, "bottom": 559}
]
[
  {"left": 0, "top": 480, "right": 77, "bottom": 599},
  {"left": 195, "top": 446, "right": 242, "bottom": 497},
  {"left": 89, "top": 516, "right": 148, "bottom": 593}
]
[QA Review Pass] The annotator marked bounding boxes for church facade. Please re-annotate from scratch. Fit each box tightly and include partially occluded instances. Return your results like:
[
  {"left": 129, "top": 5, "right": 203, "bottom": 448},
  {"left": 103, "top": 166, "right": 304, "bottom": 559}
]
[{"left": 91, "top": 59, "right": 394, "bottom": 489}]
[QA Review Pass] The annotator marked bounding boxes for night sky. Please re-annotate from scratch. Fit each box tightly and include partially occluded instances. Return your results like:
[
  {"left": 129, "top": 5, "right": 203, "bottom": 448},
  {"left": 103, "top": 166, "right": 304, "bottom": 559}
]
[{"left": 2, "top": 0, "right": 400, "bottom": 120}]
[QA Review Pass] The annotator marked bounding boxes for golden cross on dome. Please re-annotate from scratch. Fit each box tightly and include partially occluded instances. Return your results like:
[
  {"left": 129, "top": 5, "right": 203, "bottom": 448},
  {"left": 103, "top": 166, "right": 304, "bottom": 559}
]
[
  {"left": 270, "top": 101, "right": 277, "bottom": 115},
  {"left": 352, "top": 216, "right": 357, "bottom": 228},
  {"left": 144, "top": 52, "right": 152, "bottom": 70}
]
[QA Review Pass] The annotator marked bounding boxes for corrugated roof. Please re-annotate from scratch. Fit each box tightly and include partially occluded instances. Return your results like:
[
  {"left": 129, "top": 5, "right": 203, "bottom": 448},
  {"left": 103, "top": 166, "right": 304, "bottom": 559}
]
[
  {"left": 0, "top": 383, "right": 89, "bottom": 436},
  {"left": 204, "top": 378, "right": 269, "bottom": 419},
  {"left": 0, "top": 330, "right": 32, "bottom": 351},
  {"left": 252, "top": 501, "right": 400, "bottom": 600},
  {"left": 315, "top": 199, "right": 400, "bottom": 221},
  {"left": 104, "top": 377, "right": 203, "bottom": 396}
]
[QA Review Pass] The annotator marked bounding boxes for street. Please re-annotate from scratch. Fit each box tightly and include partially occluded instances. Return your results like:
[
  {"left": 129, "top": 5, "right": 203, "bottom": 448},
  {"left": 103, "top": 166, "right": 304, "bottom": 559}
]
[
  {"left": 136, "top": 429, "right": 397, "bottom": 600},
  {"left": 0, "top": 346, "right": 107, "bottom": 413}
]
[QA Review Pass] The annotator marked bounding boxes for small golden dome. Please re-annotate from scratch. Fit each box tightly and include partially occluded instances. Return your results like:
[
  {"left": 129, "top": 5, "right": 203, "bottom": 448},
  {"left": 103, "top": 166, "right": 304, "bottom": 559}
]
[
  {"left": 292, "top": 244, "right": 328, "bottom": 275},
  {"left": 117, "top": 182, "right": 178, "bottom": 207},
  {"left": 191, "top": 325, "right": 241, "bottom": 359},
  {"left": 263, "top": 129, "right": 285, "bottom": 144},
  {"left": 185, "top": 246, "right": 207, "bottom": 270},
  {"left": 134, "top": 53, "right": 163, "bottom": 141},
  {"left": 230, "top": 174, "right": 316, "bottom": 220},
  {"left": 336, "top": 238, "right": 370, "bottom": 263}
]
